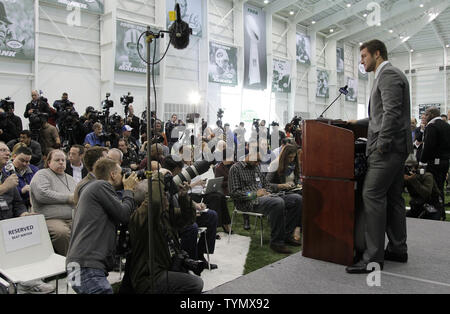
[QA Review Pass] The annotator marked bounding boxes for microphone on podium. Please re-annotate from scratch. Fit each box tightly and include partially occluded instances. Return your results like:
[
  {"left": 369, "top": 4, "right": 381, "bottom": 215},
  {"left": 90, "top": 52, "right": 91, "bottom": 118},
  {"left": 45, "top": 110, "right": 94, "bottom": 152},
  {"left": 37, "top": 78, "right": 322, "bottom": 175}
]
[{"left": 319, "top": 85, "right": 349, "bottom": 118}]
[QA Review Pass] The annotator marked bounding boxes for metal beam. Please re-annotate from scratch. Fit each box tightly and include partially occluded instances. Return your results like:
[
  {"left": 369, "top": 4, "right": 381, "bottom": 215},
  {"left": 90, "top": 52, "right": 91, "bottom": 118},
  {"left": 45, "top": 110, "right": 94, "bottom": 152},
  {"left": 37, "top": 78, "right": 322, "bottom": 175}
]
[
  {"left": 387, "top": 1, "right": 449, "bottom": 51},
  {"left": 293, "top": 0, "right": 345, "bottom": 24},
  {"left": 263, "top": 0, "right": 298, "bottom": 15},
  {"left": 430, "top": 20, "right": 446, "bottom": 48},
  {"left": 311, "top": 0, "right": 378, "bottom": 32},
  {"left": 332, "top": 0, "right": 435, "bottom": 42}
]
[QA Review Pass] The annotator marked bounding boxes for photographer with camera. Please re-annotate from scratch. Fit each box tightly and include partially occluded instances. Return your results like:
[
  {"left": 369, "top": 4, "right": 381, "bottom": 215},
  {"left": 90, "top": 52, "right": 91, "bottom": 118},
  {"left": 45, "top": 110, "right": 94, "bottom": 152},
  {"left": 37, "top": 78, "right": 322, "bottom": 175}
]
[
  {"left": 84, "top": 122, "right": 110, "bottom": 148},
  {"left": 24, "top": 90, "right": 56, "bottom": 127},
  {"left": 53, "top": 93, "right": 75, "bottom": 124},
  {"left": 0, "top": 108, "right": 19, "bottom": 143},
  {"left": 118, "top": 138, "right": 139, "bottom": 171},
  {"left": 66, "top": 158, "right": 138, "bottom": 294},
  {"left": 126, "top": 105, "right": 140, "bottom": 140},
  {"left": 166, "top": 114, "right": 180, "bottom": 151},
  {"left": 0, "top": 97, "right": 22, "bottom": 135},
  {"left": 7, "top": 130, "right": 42, "bottom": 167},
  {"left": 404, "top": 156, "right": 442, "bottom": 221},
  {"left": 123, "top": 173, "right": 204, "bottom": 294}
]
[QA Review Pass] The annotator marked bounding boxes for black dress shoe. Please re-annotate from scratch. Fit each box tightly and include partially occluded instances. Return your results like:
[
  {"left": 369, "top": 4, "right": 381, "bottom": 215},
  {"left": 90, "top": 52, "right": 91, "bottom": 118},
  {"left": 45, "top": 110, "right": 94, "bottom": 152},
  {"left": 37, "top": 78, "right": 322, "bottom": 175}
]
[
  {"left": 346, "top": 261, "right": 383, "bottom": 274},
  {"left": 243, "top": 215, "right": 251, "bottom": 230},
  {"left": 285, "top": 237, "right": 302, "bottom": 247},
  {"left": 384, "top": 250, "right": 408, "bottom": 263},
  {"left": 201, "top": 260, "right": 218, "bottom": 270}
]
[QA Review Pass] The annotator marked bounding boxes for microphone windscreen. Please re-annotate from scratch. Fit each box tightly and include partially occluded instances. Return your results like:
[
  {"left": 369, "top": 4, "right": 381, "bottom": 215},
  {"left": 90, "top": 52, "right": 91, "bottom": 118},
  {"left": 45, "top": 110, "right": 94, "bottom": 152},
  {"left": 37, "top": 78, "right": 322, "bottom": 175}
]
[{"left": 169, "top": 20, "right": 191, "bottom": 49}]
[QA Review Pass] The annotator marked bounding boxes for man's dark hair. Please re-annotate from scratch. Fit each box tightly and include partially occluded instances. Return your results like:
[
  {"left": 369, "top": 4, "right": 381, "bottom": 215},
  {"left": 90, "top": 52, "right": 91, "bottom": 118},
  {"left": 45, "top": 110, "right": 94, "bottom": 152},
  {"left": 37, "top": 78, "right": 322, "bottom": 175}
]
[
  {"left": 83, "top": 146, "right": 108, "bottom": 172},
  {"left": 360, "top": 39, "right": 388, "bottom": 60},
  {"left": 425, "top": 107, "right": 441, "bottom": 120},
  {"left": 93, "top": 158, "right": 119, "bottom": 181},
  {"left": 162, "top": 155, "right": 183, "bottom": 172},
  {"left": 71, "top": 144, "right": 85, "bottom": 155},
  {"left": 20, "top": 130, "right": 31, "bottom": 138},
  {"left": 62, "top": 92, "right": 68, "bottom": 97},
  {"left": 441, "top": 114, "right": 447, "bottom": 119},
  {"left": 13, "top": 146, "right": 32, "bottom": 156}
]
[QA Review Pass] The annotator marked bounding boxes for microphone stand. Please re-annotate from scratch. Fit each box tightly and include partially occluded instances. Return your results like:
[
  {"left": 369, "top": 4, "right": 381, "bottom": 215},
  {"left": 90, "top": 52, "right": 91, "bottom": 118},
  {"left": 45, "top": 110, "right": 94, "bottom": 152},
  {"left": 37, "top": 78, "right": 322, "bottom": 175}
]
[{"left": 319, "top": 88, "right": 347, "bottom": 119}]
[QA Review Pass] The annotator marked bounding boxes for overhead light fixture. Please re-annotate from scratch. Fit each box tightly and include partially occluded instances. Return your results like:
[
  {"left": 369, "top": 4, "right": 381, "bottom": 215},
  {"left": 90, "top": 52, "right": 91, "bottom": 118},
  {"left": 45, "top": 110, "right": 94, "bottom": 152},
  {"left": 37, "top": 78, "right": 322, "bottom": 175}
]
[
  {"left": 311, "top": 20, "right": 316, "bottom": 24},
  {"left": 359, "top": 42, "right": 363, "bottom": 46},
  {"left": 289, "top": 10, "right": 294, "bottom": 15},
  {"left": 330, "top": 29, "right": 334, "bottom": 33},
  {"left": 264, "top": 0, "right": 269, "bottom": 4},
  {"left": 363, "top": 13, "right": 368, "bottom": 17},
  {"left": 346, "top": 3, "right": 351, "bottom": 8},
  {"left": 400, "top": 35, "right": 404, "bottom": 39},
  {"left": 410, "top": 49, "right": 414, "bottom": 52},
  {"left": 420, "top": 4, "right": 424, "bottom": 8},
  {"left": 446, "top": 44, "right": 450, "bottom": 48},
  {"left": 389, "top": 29, "right": 393, "bottom": 33}
]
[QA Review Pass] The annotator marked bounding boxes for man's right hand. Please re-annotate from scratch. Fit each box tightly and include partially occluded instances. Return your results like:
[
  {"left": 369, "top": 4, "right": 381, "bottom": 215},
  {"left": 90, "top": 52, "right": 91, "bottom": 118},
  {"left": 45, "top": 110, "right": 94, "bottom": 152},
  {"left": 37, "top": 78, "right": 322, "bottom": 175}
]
[
  {"left": 2, "top": 174, "right": 19, "bottom": 190},
  {"left": 123, "top": 172, "right": 139, "bottom": 191},
  {"left": 28, "top": 109, "right": 34, "bottom": 114},
  {"left": 347, "top": 120, "right": 358, "bottom": 125},
  {"left": 256, "top": 189, "right": 269, "bottom": 197}
]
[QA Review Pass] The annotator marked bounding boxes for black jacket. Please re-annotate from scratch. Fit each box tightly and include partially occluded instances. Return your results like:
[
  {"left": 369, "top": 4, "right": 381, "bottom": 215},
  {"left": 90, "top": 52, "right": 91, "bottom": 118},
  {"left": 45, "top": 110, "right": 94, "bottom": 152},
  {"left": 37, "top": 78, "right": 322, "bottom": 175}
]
[
  {"left": 0, "top": 119, "right": 19, "bottom": 144},
  {"left": 65, "top": 161, "right": 88, "bottom": 179},
  {"left": 420, "top": 119, "right": 450, "bottom": 163}
]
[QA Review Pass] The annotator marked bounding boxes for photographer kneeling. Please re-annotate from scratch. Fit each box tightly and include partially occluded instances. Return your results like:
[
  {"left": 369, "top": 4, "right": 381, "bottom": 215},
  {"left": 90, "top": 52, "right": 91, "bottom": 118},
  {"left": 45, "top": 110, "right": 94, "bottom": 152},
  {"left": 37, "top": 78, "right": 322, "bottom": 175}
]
[
  {"left": 123, "top": 172, "right": 204, "bottom": 294},
  {"left": 66, "top": 158, "right": 138, "bottom": 294},
  {"left": 404, "top": 157, "right": 442, "bottom": 221}
]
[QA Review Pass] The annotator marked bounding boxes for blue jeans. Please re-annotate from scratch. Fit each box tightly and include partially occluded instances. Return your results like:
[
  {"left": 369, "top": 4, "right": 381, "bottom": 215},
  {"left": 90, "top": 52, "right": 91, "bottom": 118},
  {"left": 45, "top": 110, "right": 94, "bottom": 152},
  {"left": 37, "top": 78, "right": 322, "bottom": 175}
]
[{"left": 68, "top": 267, "right": 113, "bottom": 294}]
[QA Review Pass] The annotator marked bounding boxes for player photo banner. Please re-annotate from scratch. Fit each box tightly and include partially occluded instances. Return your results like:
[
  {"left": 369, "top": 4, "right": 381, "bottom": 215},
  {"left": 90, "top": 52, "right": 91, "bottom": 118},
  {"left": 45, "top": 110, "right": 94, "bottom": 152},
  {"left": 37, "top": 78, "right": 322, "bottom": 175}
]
[
  {"left": 345, "top": 77, "right": 357, "bottom": 102},
  {"left": 336, "top": 47, "right": 344, "bottom": 73},
  {"left": 0, "top": 0, "right": 35, "bottom": 60},
  {"left": 40, "top": 0, "right": 104, "bottom": 14},
  {"left": 272, "top": 58, "right": 291, "bottom": 93},
  {"left": 243, "top": 3, "right": 267, "bottom": 90},
  {"left": 208, "top": 41, "right": 237, "bottom": 86},
  {"left": 115, "top": 20, "right": 160, "bottom": 75},
  {"left": 166, "top": 0, "right": 202, "bottom": 37},
  {"left": 316, "top": 69, "right": 329, "bottom": 98},
  {"left": 296, "top": 33, "right": 311, "bottom": 65}
]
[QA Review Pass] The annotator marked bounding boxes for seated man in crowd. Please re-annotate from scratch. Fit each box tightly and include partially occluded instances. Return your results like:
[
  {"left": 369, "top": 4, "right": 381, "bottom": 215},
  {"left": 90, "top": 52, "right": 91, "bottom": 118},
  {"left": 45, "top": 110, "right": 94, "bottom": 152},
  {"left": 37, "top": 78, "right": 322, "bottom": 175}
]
[
  {"left": 30, "top": 149, "right": 76, "bottom": 256},
  {"left": 66, "top": 158, "right": 138, "bottom": 294},
  {"left": 74, "top": 146, "right": 108, "bottom": 205},
  {"left": 4, "top": 146, "right": 39, "bottom": 209},
  {"left": 404, "top": 157, "right": 442, "bottom": 220},
  {"left": 229, "top": 142, "right": 302, "bottom": 254},
  {"left": 118, "top": 138, "right": 139, "bottom": 170},
  {"left": 0, "top": 142, "right": 55, "bottom": 294},
  {"left": 65, "top": 144, "right": 88, "bottom": 184},
  {"left": 7, "top": 130, "right": 42, "bottom": 167},
  {"left": 84, "top": 122, "right": 109, "bottom": 148}
]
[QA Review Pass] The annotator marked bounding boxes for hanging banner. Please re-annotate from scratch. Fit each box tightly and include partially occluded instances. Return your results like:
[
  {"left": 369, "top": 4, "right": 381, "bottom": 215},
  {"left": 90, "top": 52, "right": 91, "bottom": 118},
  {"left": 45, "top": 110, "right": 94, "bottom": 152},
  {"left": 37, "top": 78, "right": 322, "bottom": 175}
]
[
  {"left": 243, "top": 3, "right": 267, "bottom": 90},
  {"left": 40, "top": 0, "right": 104, "bottom": 14},
  {"left": 296, "top": 33, "right": 311, "bottom": 65},
  {"left": 166, "top": 0, "right": 202, "bottom": 37},
  {"left": 346, "top": 77, "right": 358, "bottom": 102},
  {"left": 0, "top": 0, "right": 35, "bottom": 60},
  {"left": 208, "top": 41, "right": 237, "bottom": 86},
  {"left": 337, "top": 47, "right": 344, "bottom": 73},
  {"left": 115, "top": 20, "right": 160, "bottom": 75},
  {"left": 316, "top": 69, "right": 329, "bottom": 98},
  {"left": 272, "top": 58, "right": 291, "bottom": 93}
]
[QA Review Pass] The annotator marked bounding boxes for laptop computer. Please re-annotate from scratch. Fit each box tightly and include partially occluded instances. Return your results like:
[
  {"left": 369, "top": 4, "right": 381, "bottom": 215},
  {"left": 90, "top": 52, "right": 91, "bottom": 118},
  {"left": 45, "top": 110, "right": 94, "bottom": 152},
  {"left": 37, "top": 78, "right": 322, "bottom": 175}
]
[{"left": 202, "top": 177, "right": 224, "bottom": 195}]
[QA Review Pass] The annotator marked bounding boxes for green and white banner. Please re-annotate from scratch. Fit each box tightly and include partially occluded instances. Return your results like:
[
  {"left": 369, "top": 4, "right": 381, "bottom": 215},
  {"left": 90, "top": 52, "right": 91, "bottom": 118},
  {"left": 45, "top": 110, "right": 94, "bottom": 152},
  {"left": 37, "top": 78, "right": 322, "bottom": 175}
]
[
  {"left": 272, "top": 58, "right": 291, "bottom": 93},
  {"left": 40, "top": 0, "right": 104, "bottom": 14},
  {"left": 0, "top": 0, "right": 35, "bottom": 60},
  {"left": 316, "top": 69, "right": 329, "bottom": 98},
  {"left": 345, "top": 77, "right": 357, "bottom": 102},
  {"left": 166, "top": 0, "right": 202, "bottom": 37},
  {"left": 115, "top": 20, "right": 160, "bottom": 75},
  {"left": 208, "top": 41, "right": 237, "bottom": 86}
]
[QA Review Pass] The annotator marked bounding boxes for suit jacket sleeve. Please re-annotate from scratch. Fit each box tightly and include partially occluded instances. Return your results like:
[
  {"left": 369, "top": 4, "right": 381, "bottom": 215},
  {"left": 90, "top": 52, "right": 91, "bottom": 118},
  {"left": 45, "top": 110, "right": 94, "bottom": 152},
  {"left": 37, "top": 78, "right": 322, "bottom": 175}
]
[
  {"left": 420, "top": 125, "right": 437, "bottom": 163},
  {"left": 377, "top": 69, "right": 407, "bottom": 152}
]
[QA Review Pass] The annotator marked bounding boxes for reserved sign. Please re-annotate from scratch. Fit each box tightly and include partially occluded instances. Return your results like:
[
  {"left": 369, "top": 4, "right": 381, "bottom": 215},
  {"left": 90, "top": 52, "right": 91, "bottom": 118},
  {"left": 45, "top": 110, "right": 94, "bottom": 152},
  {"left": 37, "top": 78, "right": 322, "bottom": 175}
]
[{"left": 2, "top": 216, "right": 41, "bottom": 253}]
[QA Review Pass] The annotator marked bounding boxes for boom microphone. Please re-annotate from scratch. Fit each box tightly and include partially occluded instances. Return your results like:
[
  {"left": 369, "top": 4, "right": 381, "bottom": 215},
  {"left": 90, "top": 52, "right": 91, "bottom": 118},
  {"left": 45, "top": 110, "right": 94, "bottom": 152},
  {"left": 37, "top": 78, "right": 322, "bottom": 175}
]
[
  {"left": 168, "top": 3, "right": 192, "bottom": 50},
  {"left": 319, "top": 85, "right": 350, "bottom": 118},
  {"left": 339, "top": 85, "right": 349, "bottom": 95}
]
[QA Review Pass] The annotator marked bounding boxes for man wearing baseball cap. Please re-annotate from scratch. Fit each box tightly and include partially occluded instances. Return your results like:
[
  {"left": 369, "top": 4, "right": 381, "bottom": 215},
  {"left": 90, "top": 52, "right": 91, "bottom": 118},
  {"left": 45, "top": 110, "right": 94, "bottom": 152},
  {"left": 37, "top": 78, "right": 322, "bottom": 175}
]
[{"left": 122, "top": 125, "right": 139, "bottom": 154}]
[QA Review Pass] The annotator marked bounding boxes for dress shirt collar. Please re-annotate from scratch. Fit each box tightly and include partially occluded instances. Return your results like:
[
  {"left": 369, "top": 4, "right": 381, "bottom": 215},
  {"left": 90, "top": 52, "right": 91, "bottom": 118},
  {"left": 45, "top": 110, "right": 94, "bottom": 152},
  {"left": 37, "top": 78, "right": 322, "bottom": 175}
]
[{"left": 375, "top": 61, "right": 390, "bottom": 79}]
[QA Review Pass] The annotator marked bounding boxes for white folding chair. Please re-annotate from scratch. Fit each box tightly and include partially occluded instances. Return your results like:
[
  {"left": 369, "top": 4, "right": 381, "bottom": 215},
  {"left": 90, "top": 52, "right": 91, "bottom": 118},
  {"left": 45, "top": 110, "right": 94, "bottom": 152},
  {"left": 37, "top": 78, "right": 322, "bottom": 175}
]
[
  {"left": 228, "top": 208, "right": 264, "bottom": 247},
  {"left": 197, "top": 227, "right": 210, "bottom": 270},
  {"left": 0, "top": 215, "right": 66, "bottom": 294}
]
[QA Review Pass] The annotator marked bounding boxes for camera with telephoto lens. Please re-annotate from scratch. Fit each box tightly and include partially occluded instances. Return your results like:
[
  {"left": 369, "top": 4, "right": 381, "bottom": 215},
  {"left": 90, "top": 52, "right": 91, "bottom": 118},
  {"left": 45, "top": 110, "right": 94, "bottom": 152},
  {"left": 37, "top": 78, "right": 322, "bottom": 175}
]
[
  {"left": 0, "top": 97, "right": 14, "bottom": 112},
  {"left": 170, "top": 250, "right": 206, "bottom": 276},
  {"left": 405, "top": 165, "right": 416, "bottom": 176},
  {"left": 270, "top": 121, "right": 279, "bottom": 127},
  {"left": 120, "top": 93, "right": 134, "bottom": 105}
]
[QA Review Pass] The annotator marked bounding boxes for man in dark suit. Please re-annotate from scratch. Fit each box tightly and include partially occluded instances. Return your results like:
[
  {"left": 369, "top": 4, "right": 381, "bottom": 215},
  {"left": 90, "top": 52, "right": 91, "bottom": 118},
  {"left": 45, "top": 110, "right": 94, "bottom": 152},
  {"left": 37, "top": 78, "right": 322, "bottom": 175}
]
[
  {"left": 347, "top": 39, "right": 413, "bottom": 273},
  {"left": 420, "top": 107, "right": 450, "bottom": 220},
  {"left": 65, "top": 144, "right": 88, "bottom": 184}
]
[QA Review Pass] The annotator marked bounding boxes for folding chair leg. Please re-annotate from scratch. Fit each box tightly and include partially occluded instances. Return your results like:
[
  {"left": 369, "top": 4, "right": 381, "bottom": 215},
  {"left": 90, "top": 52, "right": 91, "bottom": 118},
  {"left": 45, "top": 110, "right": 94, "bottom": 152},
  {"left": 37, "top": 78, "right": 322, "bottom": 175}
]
[
  {"left": 228, "top": 211, "right": 236, "bottom": 244},
  {"left": 204, "top": 233, "right": 211, "bottom": 271},
  {"left": 260, "top": 217, "right": 263, "bottom": 247},
  {"left": 253, "top": 216, "right": 258, "bottom": 235},
  {"left": 56, "top": 277, "right": 59, "bottom": 295}
]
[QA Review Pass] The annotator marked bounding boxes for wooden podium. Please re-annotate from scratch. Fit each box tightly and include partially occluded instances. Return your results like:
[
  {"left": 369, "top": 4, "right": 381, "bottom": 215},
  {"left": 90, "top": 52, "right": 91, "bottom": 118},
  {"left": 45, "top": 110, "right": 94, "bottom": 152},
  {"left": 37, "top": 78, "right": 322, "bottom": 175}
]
[{"left": 301, "top": 120, "right": 364, "bottom": 266}]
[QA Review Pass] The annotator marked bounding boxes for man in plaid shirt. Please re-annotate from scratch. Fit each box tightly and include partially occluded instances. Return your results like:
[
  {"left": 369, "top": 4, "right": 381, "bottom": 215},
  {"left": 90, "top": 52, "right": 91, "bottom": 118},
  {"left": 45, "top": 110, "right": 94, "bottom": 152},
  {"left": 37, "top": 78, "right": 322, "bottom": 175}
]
[{"left": 229, "top": 143, "right": 302, "bottom": 254}]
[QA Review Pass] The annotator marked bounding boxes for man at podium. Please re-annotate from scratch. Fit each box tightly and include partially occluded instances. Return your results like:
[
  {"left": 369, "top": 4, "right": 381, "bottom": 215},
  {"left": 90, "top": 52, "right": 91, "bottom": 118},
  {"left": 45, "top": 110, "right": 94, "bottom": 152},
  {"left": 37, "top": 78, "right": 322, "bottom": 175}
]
[{"left": 346, "top": 40, "right": 412, "bottom": 274}]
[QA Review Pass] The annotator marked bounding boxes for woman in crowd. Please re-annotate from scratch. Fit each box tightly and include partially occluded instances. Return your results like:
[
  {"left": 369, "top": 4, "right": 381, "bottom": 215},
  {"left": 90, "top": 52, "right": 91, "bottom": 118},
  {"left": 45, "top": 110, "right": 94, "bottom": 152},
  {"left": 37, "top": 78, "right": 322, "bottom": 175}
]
[
  {"left": 30, "top": 149, "right": 76, "bottom": 256},
  {"left": 267, "top": 144, "right": 302, "bottom": 241}
]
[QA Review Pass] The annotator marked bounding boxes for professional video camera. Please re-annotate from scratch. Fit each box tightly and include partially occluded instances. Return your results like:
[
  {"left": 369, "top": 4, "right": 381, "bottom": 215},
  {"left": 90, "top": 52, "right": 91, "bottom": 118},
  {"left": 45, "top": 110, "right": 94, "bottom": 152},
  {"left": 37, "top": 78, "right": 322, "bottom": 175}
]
[
  {"left": 291, "top": 116, "right": 302, "bottom": 128},
  {"left": 290, "top": 115, "right": 303, "bottom": 146},
  {"left": 270, "top": 121, "right": 279, "bottom": 127},
  {"left": 217, "top": 108, "right": 224, "bottom": 120},
  {"left": 252, "top": 118, "right": 260, "bottom": 130},
  {"left": 0, "top": 97, "right": 14, "bottom": 111},
  {"left": 121, "top": 92, "right": 134, "bottom": 117},
  {"left": 102, "top": 93, "right": 114, "bottom": 110},
  {"left": 28, "top": 112, "right": 49, "bottom": 142}
]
